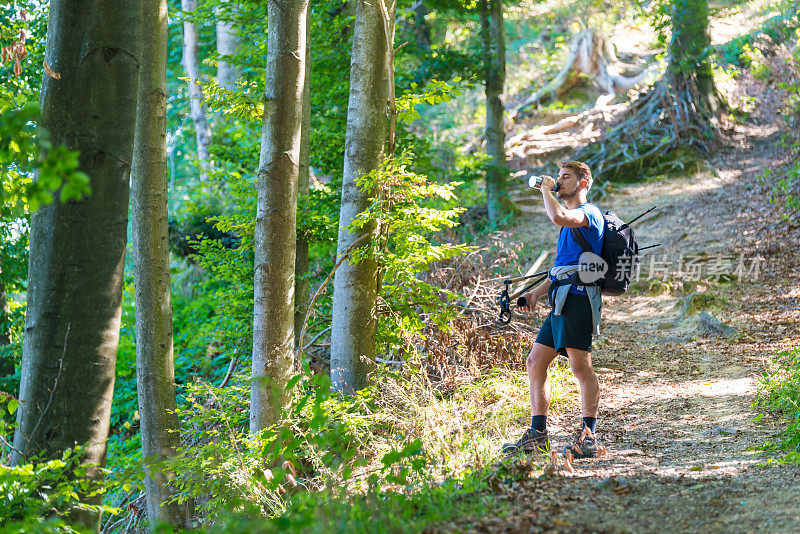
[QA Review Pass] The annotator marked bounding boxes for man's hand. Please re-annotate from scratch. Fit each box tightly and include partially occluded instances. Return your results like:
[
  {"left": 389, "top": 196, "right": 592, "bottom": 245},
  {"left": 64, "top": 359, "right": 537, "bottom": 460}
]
[
  {"left": 540, "top": 175, "right": 556, "bottom": 192},
  {"left": 518, "top": 291, "right": 539, "bottom": 314}
]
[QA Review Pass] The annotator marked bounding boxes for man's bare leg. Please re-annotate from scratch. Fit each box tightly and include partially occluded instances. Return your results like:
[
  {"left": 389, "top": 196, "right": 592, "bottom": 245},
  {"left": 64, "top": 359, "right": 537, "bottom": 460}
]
[
  {"left": 527, "top": 342, "right": 558, "bottom": 420},
  {"left": 565, "top": 347, "right": 599, "bottom": 433}
]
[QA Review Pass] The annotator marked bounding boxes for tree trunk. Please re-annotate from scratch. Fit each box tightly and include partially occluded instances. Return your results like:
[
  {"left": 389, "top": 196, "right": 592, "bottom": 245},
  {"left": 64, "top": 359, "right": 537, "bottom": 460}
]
[
  {"left": 412, "top": 2, "right": 431, "bottom": 50},
  {"left": 572, "top": 0, "right": 723, "bottom": 180},
  {"left": 182, "top": 0, "right": 212, "bottom": 181},
  {"left": 667, "top": 0, "right": 718, "bottom": 113},
  {"left": 132, "top": 0, "right": 191, "bottom": 527},
  {"left": 482, "top": 0, "right": 511, "bottom": 223},
  {"left": 295, "top": 16, "right": 311, "bottom": 349},
  {"left": 250, "top": 0, "right": 308, "bottom": 432},
  {"left": 12, "top": 0, "right": 140, "bottom": 528},
  {"left": 0, "top": 282, "right": 8, "bottom": 347},
  {"left": 330, "top": 0, "right": 395, "bottom": 394},
  {"left": 216, "top": 1, "right": 239, "bottom": 90}
]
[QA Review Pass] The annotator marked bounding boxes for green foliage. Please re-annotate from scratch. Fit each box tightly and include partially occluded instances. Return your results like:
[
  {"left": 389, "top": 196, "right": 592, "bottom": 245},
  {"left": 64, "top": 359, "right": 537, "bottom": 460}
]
[
  {"left": 397, "top": 78, "right": 463, "bottom": 123},
  {"left": 103, "top": 367, "right": 508, "bottom": 532},
  {"left": 351, "top": 153, "right": 474, "bottom": 351},
  {"left": 739, "top": 43, "right": 771, "bottom": 80},
  {"left": 754, "top": 345, "right": 800, "bottom": 463},
  {"left": 1, "top": 389, "right": 116, "bottom": 533},
  {"left": 0, "top": 104, "right": 91, "bottom": 216},
  {"left": 757, "top": 27, "right": 800, "bottom": 215},
  {"left": 762, "top": 165, "right": 800, "bottom": 215},
  {"left": 2, "top": 3, "right": 90, "bottom": 216},
  {"left": 0, "top": 299, "right": 25, "bottom": 393}
]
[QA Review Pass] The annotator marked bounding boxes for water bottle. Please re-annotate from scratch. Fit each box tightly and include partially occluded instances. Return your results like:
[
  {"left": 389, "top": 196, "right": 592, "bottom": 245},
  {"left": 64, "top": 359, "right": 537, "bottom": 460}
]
[{"left": 528, "top": 175, "right": 560, "bottom": 192}]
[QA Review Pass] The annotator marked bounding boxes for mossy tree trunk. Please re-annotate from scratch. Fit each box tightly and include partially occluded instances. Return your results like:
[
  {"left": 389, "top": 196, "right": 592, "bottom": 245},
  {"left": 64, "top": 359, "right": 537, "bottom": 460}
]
[
  {"left": 250, "top": 0, "right": 308, "bottom": 432},
  {"left": 667, "top": 0, "right": 719, "bottom": 114},
  {"left": 132, "top": 0, "right": 192, "bottom": 527},
  {"left": 12, "top": 0, "right": 141, "bottom": 528},
  {"left": 481, "top": 0, "right": 513, "bottom": 223}
]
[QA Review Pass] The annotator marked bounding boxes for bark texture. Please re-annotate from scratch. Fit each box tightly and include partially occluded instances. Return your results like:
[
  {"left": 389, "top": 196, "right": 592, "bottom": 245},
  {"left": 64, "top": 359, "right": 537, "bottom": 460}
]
[
  {"left": 295, "top": 16, "right": 311, "bottom": 348},
  {"left": 330, "top": 0, "right": 395, "bottom": 394},
  {"left": 182, "top": 0, "right": 212, "bottom": 180},
  {"left": 482, "top": 0, "right": 511, "bottom": 223},
  {"left": 250, "top": 0, "right": 308, "bottom": 432},
  {"left": 132, "top": 0, "right": 191, "bottom": 527},
  {"left": 12, "top": 0, "right": 141, "bottom": 527},
  {"left": 216, "top": 0, "right": 239, "bottom": 89}
]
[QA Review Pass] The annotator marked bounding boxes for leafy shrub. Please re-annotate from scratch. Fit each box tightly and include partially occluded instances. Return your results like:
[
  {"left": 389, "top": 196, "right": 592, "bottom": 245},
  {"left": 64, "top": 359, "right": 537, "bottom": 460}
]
[
  {"left": 754, "top": 345, "right": 800, "bottom": 463},
  {"left": 351, "top": 151, "right": 474, "bottom": 352}
]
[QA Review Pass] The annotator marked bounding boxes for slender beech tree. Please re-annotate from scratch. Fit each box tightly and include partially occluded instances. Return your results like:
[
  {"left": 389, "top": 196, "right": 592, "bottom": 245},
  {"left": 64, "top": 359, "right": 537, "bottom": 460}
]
[
  {"left": 0, "top": 283, "right": 8, "bottom": 347},
  {"left": 12, "top": 0, "right": 141, "bottom": 527},
  {"left": 330, "top": 0, "right": 396, "bottom": 394},
  {"left": 250, "top": 0, "right": 308, "bottom": 432},
  {"left": 295, "top": 17, "right": 311, "bottom": 348},
  {"left": 131, "top": 0, "right": 191, "bottom": 527},
  {"left": 481, "top": 0, "right": 512, "bottom": 223},
  {"left": 181, "top": 0, "right": 212, "bottom": 180},
  {"left": 216, "top": 0, "right": 239, "bottom": 90}
]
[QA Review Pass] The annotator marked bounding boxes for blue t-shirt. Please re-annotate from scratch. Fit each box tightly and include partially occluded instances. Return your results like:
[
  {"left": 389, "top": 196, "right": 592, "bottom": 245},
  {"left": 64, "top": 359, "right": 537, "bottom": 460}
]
[{"left": 553, "top": 203, "right": 604, "bottom": 294}]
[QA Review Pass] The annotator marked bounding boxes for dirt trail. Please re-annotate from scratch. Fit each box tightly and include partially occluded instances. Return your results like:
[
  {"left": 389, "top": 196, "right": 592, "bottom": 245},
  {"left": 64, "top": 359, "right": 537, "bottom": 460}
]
[{"left": 464, "top": 77, "right": 800, "bottom": 532}]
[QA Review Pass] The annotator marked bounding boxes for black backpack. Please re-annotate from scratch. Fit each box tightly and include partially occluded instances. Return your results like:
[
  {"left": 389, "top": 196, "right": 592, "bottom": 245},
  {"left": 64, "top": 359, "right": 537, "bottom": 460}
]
[{"left": 570, "top": 210, "right": 639, "bottom": 296}]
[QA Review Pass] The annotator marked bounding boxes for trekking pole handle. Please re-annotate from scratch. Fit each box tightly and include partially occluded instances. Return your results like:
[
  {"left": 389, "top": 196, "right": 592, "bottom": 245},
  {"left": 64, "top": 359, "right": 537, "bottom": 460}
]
[{"left": 510, "top": 273, "right": 549, "bottom": 301}]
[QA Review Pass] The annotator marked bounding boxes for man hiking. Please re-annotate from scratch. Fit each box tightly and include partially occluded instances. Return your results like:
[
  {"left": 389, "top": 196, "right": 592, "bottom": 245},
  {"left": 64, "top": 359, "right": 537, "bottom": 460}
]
[{"left": 502, "top": 160, "right": 605, "bottom": 460}]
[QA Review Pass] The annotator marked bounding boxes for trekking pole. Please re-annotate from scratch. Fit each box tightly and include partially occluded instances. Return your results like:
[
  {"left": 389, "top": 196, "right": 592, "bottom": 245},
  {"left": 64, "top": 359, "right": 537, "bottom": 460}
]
[
  {"left": 503, "top": 270, "right": 549, "bottom": 285},
  {"left": 624, "top": 205, "right": 657, "bottom": 228},
  {"left": 638, "top": 243, "right": 662, "bottom": 251}
]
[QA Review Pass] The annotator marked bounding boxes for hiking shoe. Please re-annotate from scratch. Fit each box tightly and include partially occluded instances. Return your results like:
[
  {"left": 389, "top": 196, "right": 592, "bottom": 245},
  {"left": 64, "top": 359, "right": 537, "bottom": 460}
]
[
  {"left": 563, "top": 427, "right": 602, "bottom": 459},
  {"left": 502, "top": 428, "right": 550, "bottom": 454}
]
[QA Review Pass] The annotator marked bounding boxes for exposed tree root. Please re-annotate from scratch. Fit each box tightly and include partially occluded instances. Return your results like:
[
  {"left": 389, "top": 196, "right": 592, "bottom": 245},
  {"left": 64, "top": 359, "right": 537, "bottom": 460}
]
[
  {"left": 506, "top": 102, "right": 628, "bottom": 169},
  {"left": 513, "top": 29, "right": 658, "bottom": 119},
  {"left": 573, "top": 74, "right": 727, "bottom": 181}
]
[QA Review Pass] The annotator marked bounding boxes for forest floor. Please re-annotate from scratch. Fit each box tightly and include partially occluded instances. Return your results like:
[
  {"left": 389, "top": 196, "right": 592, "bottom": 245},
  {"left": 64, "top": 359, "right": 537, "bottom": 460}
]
[{"left": 432, "top": 68, "right": 800, "bottom": 531}]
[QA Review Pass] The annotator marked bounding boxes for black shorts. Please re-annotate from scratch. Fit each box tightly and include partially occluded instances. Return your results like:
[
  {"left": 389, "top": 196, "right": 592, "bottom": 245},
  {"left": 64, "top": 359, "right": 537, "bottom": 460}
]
[{"left": 535, "top": 292, "right": 593, "bottom": 355}]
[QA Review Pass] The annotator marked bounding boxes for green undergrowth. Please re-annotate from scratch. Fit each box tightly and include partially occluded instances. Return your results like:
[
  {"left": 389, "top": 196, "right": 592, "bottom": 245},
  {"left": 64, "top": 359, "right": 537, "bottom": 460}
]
[
  {"left": 754, "top": 344, "right": 800, "bottom": 464},
  {"left": 98, "top": 358, "right": 573, "bottom": 532}
]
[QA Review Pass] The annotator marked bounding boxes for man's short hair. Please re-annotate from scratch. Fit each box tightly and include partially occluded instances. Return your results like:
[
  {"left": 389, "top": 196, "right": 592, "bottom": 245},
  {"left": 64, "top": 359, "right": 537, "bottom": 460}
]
[{"left": 559, "top": 160, "right": 593, "bottom": 190}]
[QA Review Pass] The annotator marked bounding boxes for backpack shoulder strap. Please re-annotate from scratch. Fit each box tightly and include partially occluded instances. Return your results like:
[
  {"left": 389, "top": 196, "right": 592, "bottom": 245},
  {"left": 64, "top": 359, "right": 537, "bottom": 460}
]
[{"left": 570, "top": 226, "right": 592, "bottom": 254}]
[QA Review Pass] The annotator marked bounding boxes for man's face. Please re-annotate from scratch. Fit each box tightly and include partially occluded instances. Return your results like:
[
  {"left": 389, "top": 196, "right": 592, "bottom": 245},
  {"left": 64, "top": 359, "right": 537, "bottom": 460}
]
[{"left": 556, "top": 168, "right": 584, "bottom": 199}]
